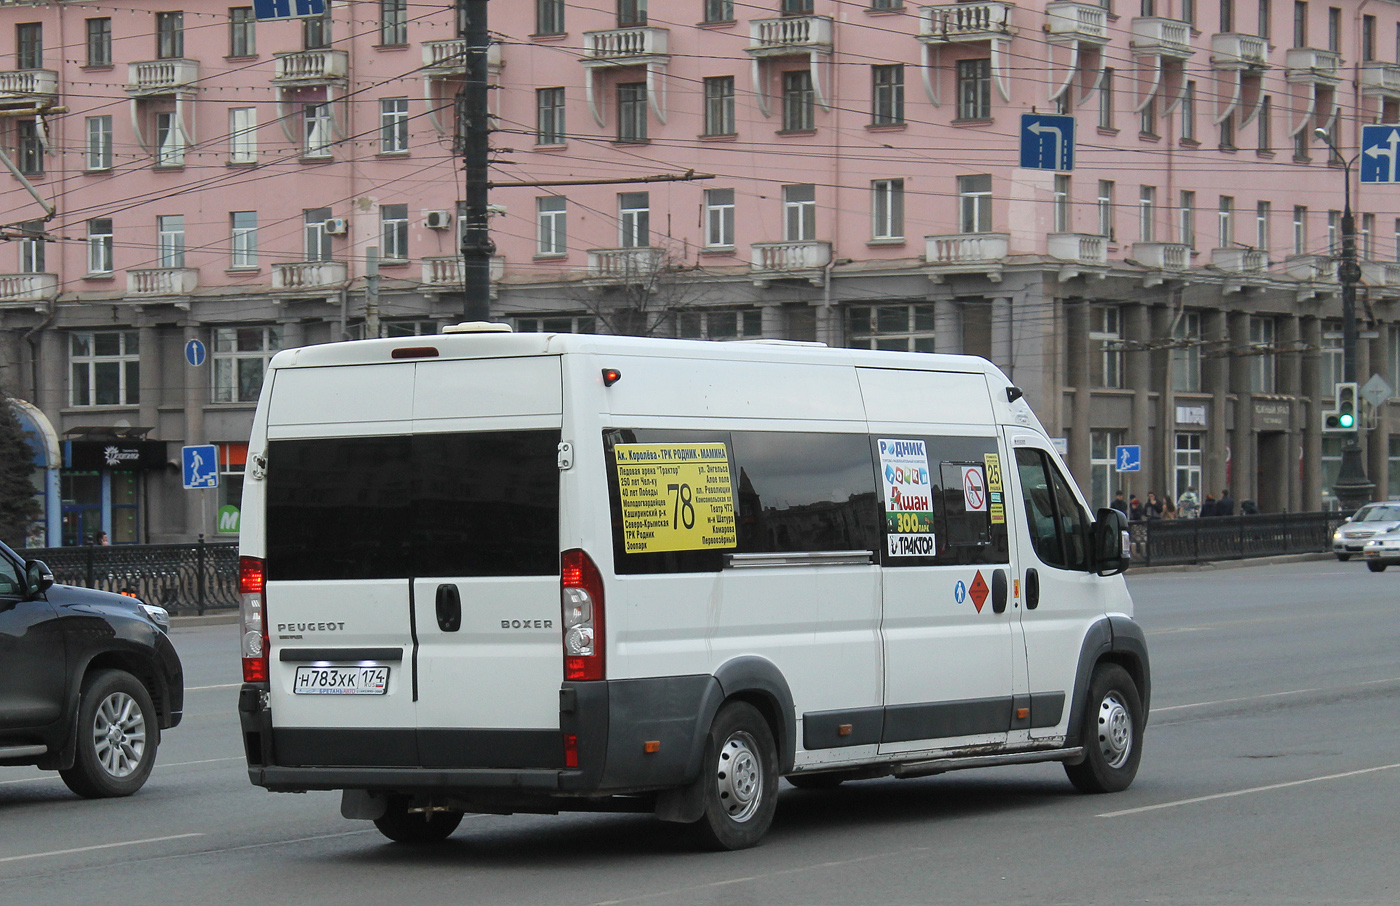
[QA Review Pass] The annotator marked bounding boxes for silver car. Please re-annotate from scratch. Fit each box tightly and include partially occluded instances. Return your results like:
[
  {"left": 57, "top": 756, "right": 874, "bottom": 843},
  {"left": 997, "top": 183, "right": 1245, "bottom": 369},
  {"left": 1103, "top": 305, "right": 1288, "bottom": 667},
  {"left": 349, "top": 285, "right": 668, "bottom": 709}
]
[
  {"left": 1362, "top": 529, "right": 1400, "bottom": 572},
  {"left": 1333, "top": 502, "right": 1400, "bottom": 560}
]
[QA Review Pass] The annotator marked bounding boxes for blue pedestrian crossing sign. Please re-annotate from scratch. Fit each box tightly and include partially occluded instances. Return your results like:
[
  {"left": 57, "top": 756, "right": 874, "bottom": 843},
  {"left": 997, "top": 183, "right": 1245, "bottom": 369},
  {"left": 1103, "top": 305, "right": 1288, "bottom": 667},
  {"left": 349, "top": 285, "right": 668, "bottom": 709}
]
[
  {"left": 1020, "top": 114, "right": 1075, "bottom": 171},
  {"left": 253, "top": 0, "right": 324, "bottom": 21},
  {"left": 1360, "top": 124, "right": 1400, "bottom": 184},
  {"left": 182, "top": 444, "right": 219, "bottom": 489},
  {"left": 1115, "top": 445, "right": 1141, "bottom": 473}
]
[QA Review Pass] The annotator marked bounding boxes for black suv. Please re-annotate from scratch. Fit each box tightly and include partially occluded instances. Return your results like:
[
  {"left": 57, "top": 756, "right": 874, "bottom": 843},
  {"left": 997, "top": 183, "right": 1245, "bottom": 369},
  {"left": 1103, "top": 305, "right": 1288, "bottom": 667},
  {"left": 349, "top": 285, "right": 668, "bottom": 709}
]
[{"left": 0, "top": 540, "right": 183, "bottom": 797}]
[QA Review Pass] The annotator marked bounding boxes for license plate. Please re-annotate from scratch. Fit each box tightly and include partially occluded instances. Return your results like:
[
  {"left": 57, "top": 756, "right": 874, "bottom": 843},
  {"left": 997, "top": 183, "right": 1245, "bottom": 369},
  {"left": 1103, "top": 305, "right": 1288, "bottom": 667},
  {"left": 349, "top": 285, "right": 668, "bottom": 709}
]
[{"left": 293, "top": 665, "right": 389, "bottom": 695}]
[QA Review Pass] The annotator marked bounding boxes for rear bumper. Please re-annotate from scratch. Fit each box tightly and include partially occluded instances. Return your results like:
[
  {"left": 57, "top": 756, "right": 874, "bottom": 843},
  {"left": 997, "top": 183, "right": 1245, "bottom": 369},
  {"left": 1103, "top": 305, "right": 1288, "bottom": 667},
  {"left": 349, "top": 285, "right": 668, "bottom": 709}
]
[{"left": 251, "top": 764, "right": 578, "bottom": 793}]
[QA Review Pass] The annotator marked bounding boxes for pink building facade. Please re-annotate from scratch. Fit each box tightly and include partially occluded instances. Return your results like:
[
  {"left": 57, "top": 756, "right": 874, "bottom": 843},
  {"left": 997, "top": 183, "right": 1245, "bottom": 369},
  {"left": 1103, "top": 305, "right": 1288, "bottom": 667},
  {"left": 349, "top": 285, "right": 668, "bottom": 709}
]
[{"left": 2, "top": 0, "right": 1400, "bottom": 543}]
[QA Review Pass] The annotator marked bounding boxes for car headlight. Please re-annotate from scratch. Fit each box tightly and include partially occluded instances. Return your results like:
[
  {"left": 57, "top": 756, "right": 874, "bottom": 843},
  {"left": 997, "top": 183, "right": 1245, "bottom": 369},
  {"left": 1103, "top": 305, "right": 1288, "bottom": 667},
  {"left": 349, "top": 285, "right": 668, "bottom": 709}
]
[{"left": 140, "top": 602, "right": 170, "bottom": 632}]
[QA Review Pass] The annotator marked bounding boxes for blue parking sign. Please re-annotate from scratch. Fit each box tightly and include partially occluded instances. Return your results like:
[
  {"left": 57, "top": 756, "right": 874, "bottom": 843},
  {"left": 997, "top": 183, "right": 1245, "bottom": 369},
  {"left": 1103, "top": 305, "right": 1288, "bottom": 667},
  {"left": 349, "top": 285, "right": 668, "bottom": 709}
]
[{"left": 182, "top": 445, "right": 219, "bottom": 489}]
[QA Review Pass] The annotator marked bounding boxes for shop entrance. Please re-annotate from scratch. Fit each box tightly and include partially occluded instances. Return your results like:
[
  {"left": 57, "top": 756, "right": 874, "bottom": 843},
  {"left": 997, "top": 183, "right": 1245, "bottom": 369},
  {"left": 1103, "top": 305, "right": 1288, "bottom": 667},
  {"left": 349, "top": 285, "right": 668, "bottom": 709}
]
[{"left": 1256, "top": 431, "right": 1290, "bottom": 513}]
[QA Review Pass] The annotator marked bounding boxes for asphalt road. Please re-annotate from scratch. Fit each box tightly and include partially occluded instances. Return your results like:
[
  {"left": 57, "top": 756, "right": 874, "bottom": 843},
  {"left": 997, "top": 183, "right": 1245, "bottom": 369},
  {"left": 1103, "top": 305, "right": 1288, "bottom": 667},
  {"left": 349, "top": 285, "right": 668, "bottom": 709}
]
[{"left": 2, "top": 559, "right": 1397, "bottom": 906}]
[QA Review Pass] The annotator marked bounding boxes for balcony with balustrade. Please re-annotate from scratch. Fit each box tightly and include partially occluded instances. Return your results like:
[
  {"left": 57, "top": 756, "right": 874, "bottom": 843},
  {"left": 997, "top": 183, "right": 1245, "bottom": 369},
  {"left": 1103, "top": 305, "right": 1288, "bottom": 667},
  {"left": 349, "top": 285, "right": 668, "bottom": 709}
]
[
  {"left": 918, "top": 3, "right": 1014, "bottom": 45},
  {"left": 0, "top": 69, "right": 57, "bottom": 106},
  {"left": 272, "top": 50, "right": 349, "bottom": 86},
  {"left": 1044, "top": 2, "right": 1108, "bottom": 44},
  {"left": 1362, "top": 260, "right": 1400, "bottom": 295},
  {"left": 749, "top": 241, "right": 831, "bottom": 284},
  {"left": 127, "top": 267, "right": 198, "bottom": 297},
  {"left": 587, "top": 247, "right": 666, "bottom": 285},
  {"left": 1285, "top": 48, "right": 1342, "bottom": 87},
  {"left": 1048, "top": 233, "right": 1107, "bottom": 280},
  {"left": 582, "top": 27, "right": 669, "bottom": 66},
  {"left": 747, "top": 16, "right": 834, "bottom": 57},
  {"left": 272, "top": 261, "right": 347, "bottom": 293},
  {"left": 1212, "top": 248, "right": 1268, "bottom": 273},
  {"left": 125, "top": 60, "right": 199, "bottom": 97},
  {"left": 924, "top": 233, "right": 1008, "bottom": 282},
  {"left": 1132, "top": 242, "right": 1191, "bottom": 286},
  {"left": 420, "top": 255, "right": 504, "bottom": 297},
  {"left": 1360, "top": 61, "right": 1400, "bottom": 99},
  {"left": 1130, "top": 18, "right": 1195, "bottom": 60},
  {"left": 0, "top": 272, "right": 57, "bottom": 306},
  {"left": 1210, "top": 33, "right": 1269, "bottom": 70},
  {"left": 422, "top": 39, "right": 502, "bottom": 77},
  {"left": 1285, "top": 254, "right": 1337, "bottom": 282}
]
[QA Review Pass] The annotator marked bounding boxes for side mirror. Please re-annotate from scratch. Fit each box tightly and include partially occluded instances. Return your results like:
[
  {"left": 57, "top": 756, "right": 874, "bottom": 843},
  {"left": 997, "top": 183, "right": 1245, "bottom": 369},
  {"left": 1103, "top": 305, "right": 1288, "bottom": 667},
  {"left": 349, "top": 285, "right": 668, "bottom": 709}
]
[
  {"left": 24, "top": 560, "right": 54, "bottom": 597},
  {"left": 1092, "top": 508, "right": 1130, "bottom": 576}
]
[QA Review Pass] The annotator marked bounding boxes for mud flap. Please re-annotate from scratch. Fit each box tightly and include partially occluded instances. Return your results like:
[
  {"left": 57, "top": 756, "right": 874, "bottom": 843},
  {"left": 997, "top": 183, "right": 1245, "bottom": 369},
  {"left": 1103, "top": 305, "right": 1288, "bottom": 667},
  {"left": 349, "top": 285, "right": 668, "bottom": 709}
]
[
  {"left": 341, "top": 789, "right": 389, "bottom": 820},
  {"left": 653, "top": 773, "right": 706, "bottom": 824}
]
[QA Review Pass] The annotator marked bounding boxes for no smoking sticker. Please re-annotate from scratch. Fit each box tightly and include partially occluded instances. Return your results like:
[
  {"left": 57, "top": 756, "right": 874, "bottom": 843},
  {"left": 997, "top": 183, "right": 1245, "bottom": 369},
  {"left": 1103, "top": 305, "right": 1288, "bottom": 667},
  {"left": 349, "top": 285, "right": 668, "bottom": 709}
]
[{"left": 961, "top": 466, "right": 988, "bottom": 512}]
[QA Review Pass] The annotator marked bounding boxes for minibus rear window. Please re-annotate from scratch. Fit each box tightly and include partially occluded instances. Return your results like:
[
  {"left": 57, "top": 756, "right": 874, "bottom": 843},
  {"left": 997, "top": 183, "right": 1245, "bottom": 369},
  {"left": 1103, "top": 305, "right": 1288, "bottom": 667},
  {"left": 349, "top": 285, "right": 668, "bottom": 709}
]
[{"left": 266, "top": 430, "right": 561, "bottom": 580}]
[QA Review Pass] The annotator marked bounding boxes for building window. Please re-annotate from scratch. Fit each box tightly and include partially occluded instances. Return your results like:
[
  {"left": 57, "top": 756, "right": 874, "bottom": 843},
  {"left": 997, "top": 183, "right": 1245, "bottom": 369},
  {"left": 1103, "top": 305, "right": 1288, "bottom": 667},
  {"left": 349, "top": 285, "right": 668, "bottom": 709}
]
[
  {"left": 536, "top": 0, "right": 565, "bottom": 34},
  {"left": 1099, "top": 68, "right": 1114, "bottom": 129},
  {"left": 676, "top": 308, "right": 761, "bottom": 341},
  {"left": 516, "top": 314, "right": 596, "bottom": 334},
  {"left": 1183, "top": 0, "right": 1197, "bottom": 26},
  {"left": 871, "top": 179, "right": 904, "bottom": 240},
  {"left": 1140, "top": 96, "right": 1156, "bottom": 136},
  {"left": 1294, "top": 205, "right": 1308, "bottom": 254},
  {"left": 1174, "top": 433, "right": 1203, "bottom": 503},
  {"left": 1327, "top": 6, "right": 1340, "bottom": 52},
  {"left": 304, "top": 207, "right": 332, "bottom": 261},
  {"left": 1320, "top": 319, "right": 1343, "bottom": 389},
  {"left": 305, "top": 103, "right": 332, "bottom": 157},
  {"left": 158, "top": 215, "right": 184, "bottom": 267},
  {"left": 304, "top": 6, "right": 331, "bottom": 49},
  {"left": 1098, "top": 179, "right": 1116, "bottom": 239},
  {"left": 19, "top": 222, "right": 44, "bottom": 274},
  {"left": 16, "top": 22, "right": 41, "bottom": 69},
  {"left": 381, "top": 204, "right": 408, "bottom": 260},
  {"left": 619, "top": 192, "right": 649, "bottom": 247},
  {"left": 213, "top": 326, "right": 282, "bottom": 404},
  {"left": 704, "top": 76, "right": 735, "bottom": 136},
  {"left": 1294, "top": 124, "right": 1310, "bottom": 161},
  {"left": 1139, "top": 185, "right": 1156, "bottom": 242},
  {"left": 1259, "top": 0, "right": 1271, "bottom": 39},
  {"left": 1293, "top": 0, "right": 1307, "bottom": 47},
  {"left": 617, "top": 82, "right": 647, "bottom": 142},
  {"left": 1054, "top": 175, "right": 1071, "bottom": 233},
  {"left": 1219, "top": 111, "right": 1235, "bottom": 149},
  {"left": 957, "top": 58, "right": 991, "bottom": 120},
  {"left": 872, "top": 65, "right": 904, "bottom": 125},
  {"left": 70, "top": 331, "right": 139, "bottom": 407},
  {"left": 1363, "top": 14, "right": 1376, "bottom": 60},
  {"left": 704, "top": 0, "right": 734, "bottom": 23},
  {"left": 1090, "top": 304, "right": 1123, "bottom": 389},
  {"left": 1390, "top": 326, "right": 1400, "bottom": 402},
  {"left": 229, "top": 7, "right": 255, "bottom": 56},
  {"left": 1395, "top": 217, "right": 1400, "bottom": 261},
  {"left": 783, "top": 183, "right": 816, "bottom": 241},
  {"left": 959, "top": 174, "right": 992, "bottom": 233},
  {"left": 847, "top": 303, "right": 936, "bottom": 353},
  {"left": 1258, "top": 96, "right": 1271, "bottom": 152},
  {"left": 157, "top": 12, "right": 184, "bottom": 59},
  {"left": 783, "top": 0, "right": 815, "bottom": 13},
  {"left": 1360, "top": 212, "right": 1375, "bottom": 259},
  {"left": 1219, "top": 196, "right": 1235, "bottom": 248},
  {"left": 782, "top": 70, "right": 814, "bottom": 131},
  {"left": 88, "top": 218, "right": 113, "bottom": 275},
  {"left": 1249, "top": 316, "right": 1276, "bottom": 393},
  {"left": 379, "top": 97, "right": 408, "bottom": 153},
  {"left": 155, "top": 112, "right": 184, "bottom": 167},
  {"left": 380, "top": 0, "right": 407, "bottom": 45},
  {"left": 1257, "top": 201, "right": 1271, "bottom": 252},
  {"left": 1180, "top": 190, "right": 1196, "bottom": 248},
  {"left": 618, "top": 0, "right": 646, "bottom": 26},
  {"left": 86, "top": 18, "right": 111, "bottom": 66},
  {"left": 384, "top": 320, "right": 438, "bottom": 337},
  {"left": 536, "top": 87, "right": 565, "bottom": 144},
  {"left": 1221, "top": 0, "right": 1234, "bottom": 31},
  {"left": 1090, "top": 429, "right": 1126, "bottom": 511},
  {"left": 705, "top": 188, "right": 735, "bottom": 248},
  {"left": 231, "top": 211, "right": 257, "bottom": 268},
  {"left": 229, "top": 107, "right": 256, "bottom": 163},
  {"left": 1172, "top": 310, "right": 1201, "bottom": 392},
  {"left": 537, "top": 195, "right": 567, "bottom": 256},
  {"left": 11, "top": 119, "right": 41, "bottom": 176},
  {"left": 1327, "top": 209, "right": 1340, "bottom": 252}
]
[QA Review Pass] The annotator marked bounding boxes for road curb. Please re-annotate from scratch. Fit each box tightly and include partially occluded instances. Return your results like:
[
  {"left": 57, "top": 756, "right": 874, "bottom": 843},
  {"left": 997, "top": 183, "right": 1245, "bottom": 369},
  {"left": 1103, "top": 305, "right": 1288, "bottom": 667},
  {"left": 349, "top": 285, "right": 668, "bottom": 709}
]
[
  {"left": 170, "top": 611, "right": 237, "bottom": 627},
  {"left": 1128, "top": 552, "right": 1335, "bottom": 575}
]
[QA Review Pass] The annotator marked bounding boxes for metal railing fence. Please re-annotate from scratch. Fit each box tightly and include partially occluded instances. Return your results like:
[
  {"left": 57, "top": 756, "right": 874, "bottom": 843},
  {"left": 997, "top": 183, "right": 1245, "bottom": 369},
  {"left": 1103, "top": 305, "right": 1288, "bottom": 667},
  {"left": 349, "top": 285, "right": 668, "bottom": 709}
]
[
  {"left": 20, "top": 538, "right": 239, "bottom": 614},
  {"left": 1128, "top": 511, "right": 1348, "bottom": 567}
]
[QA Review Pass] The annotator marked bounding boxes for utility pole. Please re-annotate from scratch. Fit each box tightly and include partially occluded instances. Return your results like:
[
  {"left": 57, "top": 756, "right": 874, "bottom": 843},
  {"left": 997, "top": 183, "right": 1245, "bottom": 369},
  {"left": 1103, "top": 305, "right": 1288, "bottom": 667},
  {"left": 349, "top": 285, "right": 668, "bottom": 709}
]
[
  {"left": 459, "top": 0, "right": 493, "bottom": 322},
  {"left": 1315, "top": 127, "right": 1375, "bottom": 511}
]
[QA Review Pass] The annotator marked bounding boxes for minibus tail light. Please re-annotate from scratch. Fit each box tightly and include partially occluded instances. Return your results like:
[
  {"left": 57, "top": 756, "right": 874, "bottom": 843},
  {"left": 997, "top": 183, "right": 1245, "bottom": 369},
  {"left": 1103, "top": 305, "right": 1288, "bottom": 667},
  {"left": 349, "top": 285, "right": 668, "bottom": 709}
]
[
  {"left": 561, "top": 549, "right": 604, "bottom": 681},
  {"left": 240, "top": 556, "right": 269, "bottom": 683}
]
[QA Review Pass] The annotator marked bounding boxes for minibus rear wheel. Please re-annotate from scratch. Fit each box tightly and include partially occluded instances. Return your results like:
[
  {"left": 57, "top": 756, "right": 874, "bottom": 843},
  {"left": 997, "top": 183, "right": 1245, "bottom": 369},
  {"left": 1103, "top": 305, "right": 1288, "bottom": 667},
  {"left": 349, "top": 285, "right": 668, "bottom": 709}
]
[
  {"left": 373, "top": 797, "right": 464, "bottom": 844},
  {"left": 1064, "top": 663, "right": 1143, "bottom": 794},
  {"left": 695, "top": 701, "right": 779, "bottom": 850}
]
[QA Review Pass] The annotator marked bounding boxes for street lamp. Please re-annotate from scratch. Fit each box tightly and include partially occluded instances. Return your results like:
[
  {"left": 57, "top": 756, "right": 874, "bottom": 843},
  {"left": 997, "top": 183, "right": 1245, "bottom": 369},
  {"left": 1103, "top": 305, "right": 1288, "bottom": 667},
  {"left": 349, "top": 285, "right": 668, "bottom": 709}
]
[{"left": 1313, "top": 127, "right": 1375, "bottom": 511}]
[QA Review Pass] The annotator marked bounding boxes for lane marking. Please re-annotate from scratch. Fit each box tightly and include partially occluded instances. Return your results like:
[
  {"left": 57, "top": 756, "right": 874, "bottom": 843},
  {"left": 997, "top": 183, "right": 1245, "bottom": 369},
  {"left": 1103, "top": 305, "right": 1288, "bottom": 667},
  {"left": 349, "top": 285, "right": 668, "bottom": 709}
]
[
  {"left": 185, "top": 683, "right": 242, "bottom": 691},
  {"left": 1098, "top": 762, "right": 1400, "bottom": 818},
  {"left": 0, "top": 756, "right": 244, "bottom": 785},
  {"left": 0, "top": 834, "right": 205, "bottom": 864},
  {"left": 1153, "top": 677, "right": 1400, "bottom": 713}
]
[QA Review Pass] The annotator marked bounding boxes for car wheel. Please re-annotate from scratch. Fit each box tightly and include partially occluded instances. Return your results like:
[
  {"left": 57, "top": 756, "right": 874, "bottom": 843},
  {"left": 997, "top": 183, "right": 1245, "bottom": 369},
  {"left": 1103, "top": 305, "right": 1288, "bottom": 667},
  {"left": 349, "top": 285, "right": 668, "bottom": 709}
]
[
  {"left": 59, "top": 669, "right": 159, "bottom": 799},
  {"left": 695, "top": 702, "right": 779, "bottom": 851},
  {"left": 1064, "top": 663, "right": 1143, "bottom": 795},
  {"left": 373, "top": 797, "right": 464, "bottom": 843},
  {"left": 1368, "top": 561, "right": 1387, "bottom": 572},
  {"left": 1336, "top": 553, "right": 1352, "bottom": 562}
]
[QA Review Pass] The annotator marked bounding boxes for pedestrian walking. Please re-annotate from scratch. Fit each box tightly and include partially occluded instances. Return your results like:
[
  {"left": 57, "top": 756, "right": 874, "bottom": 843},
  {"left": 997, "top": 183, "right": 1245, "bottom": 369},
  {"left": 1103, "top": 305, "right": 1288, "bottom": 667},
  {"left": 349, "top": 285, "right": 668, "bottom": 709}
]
[
  {"left": 1129, "top": 495, "right": 1144, "bottom": 521},
  {"left": 1112, "top": 491, "right": 1128, "bottom": 515},
  {"left": 1216, "top": 488, "right": 1235, "bottom": 516},
  {"left": 1144, "top": 492, "right": 1163, "bottom": 519},
  {"left": 1177, "top": 487, "right": 1199, "bottom": 519},
  {"left": 1161, "top": 496, "right": 1177, "bottom": 519}
]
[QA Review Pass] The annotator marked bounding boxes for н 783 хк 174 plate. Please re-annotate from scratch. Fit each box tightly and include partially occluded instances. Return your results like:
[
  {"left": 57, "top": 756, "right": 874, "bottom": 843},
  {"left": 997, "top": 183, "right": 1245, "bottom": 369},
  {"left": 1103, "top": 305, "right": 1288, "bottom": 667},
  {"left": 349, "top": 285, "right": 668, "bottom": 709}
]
[{"left": 293, "top": 665, "right": 389, "bottom": 695}]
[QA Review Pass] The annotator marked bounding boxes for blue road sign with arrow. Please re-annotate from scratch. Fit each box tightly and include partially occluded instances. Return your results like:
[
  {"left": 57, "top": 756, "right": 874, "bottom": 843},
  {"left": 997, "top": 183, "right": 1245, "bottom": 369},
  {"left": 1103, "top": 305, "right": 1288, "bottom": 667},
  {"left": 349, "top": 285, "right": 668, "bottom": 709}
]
[
  {"left": 184, "top": 338, "right": 206, "bottom": 367},
  {"left": 1020, "top": 114, "right": 1075, "bottom": 171},
  {"left": 1361, "top": 124, "right": 1400, "bottom": 184},
  {"left": 1115, "top": 445, "right": 1141, "bottom": 473},
  {"left": 253, "top": 0, "right": 323, "bottom": 21}
]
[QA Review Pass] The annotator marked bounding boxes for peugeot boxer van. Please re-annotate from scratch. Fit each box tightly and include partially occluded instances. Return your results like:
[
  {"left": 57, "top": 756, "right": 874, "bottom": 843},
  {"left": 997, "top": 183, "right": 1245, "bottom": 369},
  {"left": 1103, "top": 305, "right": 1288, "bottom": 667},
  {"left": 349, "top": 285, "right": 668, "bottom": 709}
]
[{"left": 237, "top": 326, "right": 1147, "bottom": 850}]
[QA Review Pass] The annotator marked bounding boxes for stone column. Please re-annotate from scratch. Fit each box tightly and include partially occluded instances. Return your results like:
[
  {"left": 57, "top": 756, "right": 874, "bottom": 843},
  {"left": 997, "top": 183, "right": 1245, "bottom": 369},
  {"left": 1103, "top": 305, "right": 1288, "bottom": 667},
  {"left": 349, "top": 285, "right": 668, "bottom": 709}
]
[
  {"left": 1366, "top": 332, "right": 1388, "bottom": 497},
  {"left": 1301, "top": 316, "right": 1323, "bottom": 510},
  {"left": 1204, "top": 309, "right": 1231, "bottom": 500},
  {"left": 1227, "top": 310, "right": 1254, "bottom": 504},
  {"left": 991, "top": 295, "right": 1013, "bottom": 375},
  {"left": 1126, "top": 302, "right": 1152, "bottom": 499},
  {"left": 1065, "top": 298, "right": 1092, "bottom": 489},
  {"left": 1279, "top": 315, "right": 1303, "bottom": 510},
  {"left": 933, "top": 296, "right": 961, "bottom": 355}
]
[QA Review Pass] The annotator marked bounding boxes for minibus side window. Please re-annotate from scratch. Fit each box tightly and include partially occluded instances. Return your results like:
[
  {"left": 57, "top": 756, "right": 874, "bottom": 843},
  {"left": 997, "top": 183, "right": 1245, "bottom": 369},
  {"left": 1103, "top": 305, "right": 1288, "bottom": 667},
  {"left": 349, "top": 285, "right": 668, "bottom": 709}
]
[
  {"left": 1014, "top": 448, "right": 1090, "bottom": 571},
  {"left": 874, "top": 435, "right": 1009, "bottom": 567}
]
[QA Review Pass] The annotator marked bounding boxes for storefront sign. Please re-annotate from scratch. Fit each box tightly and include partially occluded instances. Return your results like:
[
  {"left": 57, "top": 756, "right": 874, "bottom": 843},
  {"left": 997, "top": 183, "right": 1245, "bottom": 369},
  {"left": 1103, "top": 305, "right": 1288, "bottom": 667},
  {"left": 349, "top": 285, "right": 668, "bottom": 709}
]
[
  {"left": 1253, "top": 401, "right": 1290, "bottom": 430},
  {"left": 1176, "top": 405, "right": 1207, "bottom": 426},
  {"left": 65, "top": 440, "right": 168, "bottom": 471}
]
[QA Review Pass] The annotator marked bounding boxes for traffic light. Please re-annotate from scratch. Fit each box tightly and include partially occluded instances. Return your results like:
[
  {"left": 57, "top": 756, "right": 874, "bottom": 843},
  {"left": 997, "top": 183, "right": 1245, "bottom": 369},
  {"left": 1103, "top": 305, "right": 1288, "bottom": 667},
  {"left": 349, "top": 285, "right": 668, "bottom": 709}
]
[{"left": 1322, "top": 382, "right": 1359, "bottom": 433}]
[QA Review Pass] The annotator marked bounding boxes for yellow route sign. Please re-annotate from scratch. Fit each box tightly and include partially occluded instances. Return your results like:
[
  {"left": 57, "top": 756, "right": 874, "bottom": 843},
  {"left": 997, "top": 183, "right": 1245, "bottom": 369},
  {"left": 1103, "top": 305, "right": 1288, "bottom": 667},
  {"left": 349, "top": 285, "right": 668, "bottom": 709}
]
[{"left": 614, "top": 443, "right": 737, "bottom": 554}]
